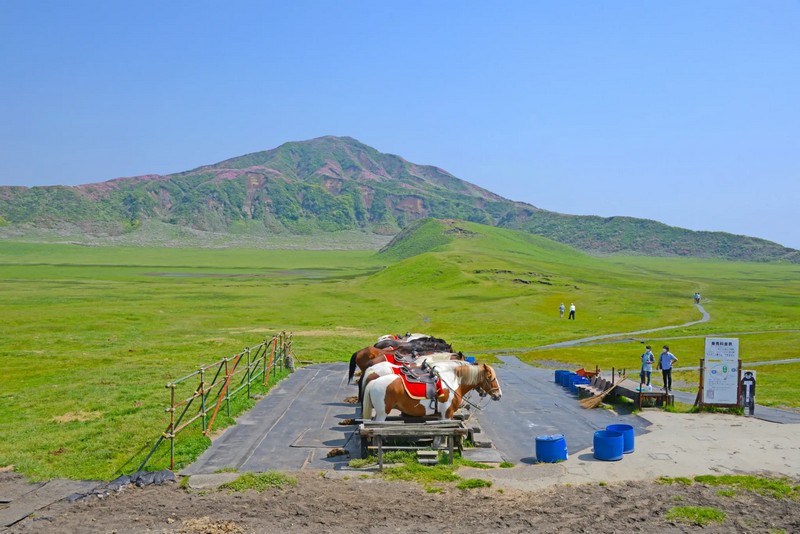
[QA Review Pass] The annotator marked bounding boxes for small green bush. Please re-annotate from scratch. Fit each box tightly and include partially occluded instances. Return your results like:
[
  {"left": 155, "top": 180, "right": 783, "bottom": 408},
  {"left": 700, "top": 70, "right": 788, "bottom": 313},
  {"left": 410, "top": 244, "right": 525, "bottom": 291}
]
[
  {"left": 694, "top": 475, "right": 799, "bottom": 499},
  {"left": 456, "top": 478, "right": 493, "bottom": 490},
  {"left": 219, "top": 471, "right": 297, "bottom": 492},
  {"left": 665, "top": 506, "right": 726, "bottom": 527}
]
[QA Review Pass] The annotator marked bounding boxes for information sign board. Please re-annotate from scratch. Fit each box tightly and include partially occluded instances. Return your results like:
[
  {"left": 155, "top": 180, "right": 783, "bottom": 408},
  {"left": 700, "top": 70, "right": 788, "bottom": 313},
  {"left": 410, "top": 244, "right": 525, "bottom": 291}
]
[{"left": 702, "top": 338, "right": 739, "bottom": 405}]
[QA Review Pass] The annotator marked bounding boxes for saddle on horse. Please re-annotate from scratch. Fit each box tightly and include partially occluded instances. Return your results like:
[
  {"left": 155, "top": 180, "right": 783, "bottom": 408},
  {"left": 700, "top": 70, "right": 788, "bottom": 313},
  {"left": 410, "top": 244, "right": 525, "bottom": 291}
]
[{"left": 395, "top": 361, "right": 446, "bottom": 403}]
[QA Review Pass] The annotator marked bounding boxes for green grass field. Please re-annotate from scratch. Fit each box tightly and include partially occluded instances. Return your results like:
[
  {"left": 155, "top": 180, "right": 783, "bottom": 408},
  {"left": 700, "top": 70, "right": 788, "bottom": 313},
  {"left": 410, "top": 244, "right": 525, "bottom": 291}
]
[{"left": 1, "top": 220, "right": 798, "bottom": 480}]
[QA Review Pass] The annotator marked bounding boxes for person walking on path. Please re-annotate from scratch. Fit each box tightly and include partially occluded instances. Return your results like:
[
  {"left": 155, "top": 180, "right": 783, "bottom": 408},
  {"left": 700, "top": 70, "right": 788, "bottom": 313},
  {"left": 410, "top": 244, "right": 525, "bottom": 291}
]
[
  {"left": 559, "top": 303, "right": 565, "bottom": 318},
  {"left": 639, "top": 345, "right": 655, "bottom": 391},
  {"left": 658, "top": 345, "right": 678, "bottom": 392},
  {"left": 568, "top": 303, "right": 576, "bottom": 320}
]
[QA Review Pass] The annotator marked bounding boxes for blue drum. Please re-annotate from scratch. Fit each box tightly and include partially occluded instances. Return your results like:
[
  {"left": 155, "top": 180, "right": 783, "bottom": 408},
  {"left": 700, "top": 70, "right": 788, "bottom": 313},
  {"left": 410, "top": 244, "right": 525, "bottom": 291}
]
[
  {"left": 606, "top": 424, "right": 635, "bottom": 454},
  {"left": 593, "top": 430, "right": 624, "bottom": 461},
  {"left": 536, "top": 434, "right": 568, "bottom": 463}
]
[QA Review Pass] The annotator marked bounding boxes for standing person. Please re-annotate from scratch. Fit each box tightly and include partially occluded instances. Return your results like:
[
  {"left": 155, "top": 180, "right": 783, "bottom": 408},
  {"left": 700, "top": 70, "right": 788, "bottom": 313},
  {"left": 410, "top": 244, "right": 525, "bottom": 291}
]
[
  {"left": 640, "top": 345, "right": 655, "bottom": 391},
  {"left": 559, "top": 302, "right": 565, "bottom": 318},
  {"left": 658, "top": 345, "right": 678, "bottom": 392},
  {"left": 568, "top": 303, "right": 576, "bottom": 320}
]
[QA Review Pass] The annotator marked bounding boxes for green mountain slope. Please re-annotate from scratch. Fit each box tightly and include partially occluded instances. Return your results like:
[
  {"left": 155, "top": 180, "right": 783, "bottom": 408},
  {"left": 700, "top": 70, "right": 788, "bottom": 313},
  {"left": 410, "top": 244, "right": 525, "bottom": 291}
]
[
  {"left": 363, "top": 219, "right": 701, "bottom": 345},
  {"left": 1, "top": 136, "right": 796, "bottom": 262}
]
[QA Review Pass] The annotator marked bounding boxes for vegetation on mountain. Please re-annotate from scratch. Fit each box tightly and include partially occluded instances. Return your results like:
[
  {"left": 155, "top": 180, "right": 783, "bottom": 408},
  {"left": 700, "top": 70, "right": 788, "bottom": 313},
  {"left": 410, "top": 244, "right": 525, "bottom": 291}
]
[{"left": 1, "top": 136, "right": 796, "bottom": 261}]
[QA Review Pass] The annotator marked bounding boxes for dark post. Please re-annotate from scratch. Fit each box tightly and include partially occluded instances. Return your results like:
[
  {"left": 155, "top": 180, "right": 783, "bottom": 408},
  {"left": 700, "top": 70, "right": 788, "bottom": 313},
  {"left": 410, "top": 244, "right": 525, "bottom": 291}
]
[{"left": 741, "top": 370, "right": 756, "bottom": 416}]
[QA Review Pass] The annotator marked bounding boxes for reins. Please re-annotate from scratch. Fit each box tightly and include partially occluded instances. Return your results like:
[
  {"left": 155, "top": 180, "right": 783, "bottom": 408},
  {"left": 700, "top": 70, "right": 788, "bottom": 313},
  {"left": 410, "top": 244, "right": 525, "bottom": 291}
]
[{"left": 432, "top": 367, "right": 494, "bottom": 412}]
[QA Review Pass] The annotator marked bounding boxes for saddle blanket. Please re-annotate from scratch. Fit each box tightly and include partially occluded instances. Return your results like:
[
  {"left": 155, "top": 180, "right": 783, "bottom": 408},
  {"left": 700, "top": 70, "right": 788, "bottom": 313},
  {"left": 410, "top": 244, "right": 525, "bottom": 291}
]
[{"left": 390, "top": 365, "right": 443, "bottom": 400}]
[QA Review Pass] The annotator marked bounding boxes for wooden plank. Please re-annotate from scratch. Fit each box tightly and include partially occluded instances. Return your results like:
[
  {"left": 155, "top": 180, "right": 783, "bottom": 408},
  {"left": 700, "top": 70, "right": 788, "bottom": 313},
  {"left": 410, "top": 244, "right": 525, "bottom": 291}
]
[{"left": 364, "top": 428, "right": 468, "bottom": 437}]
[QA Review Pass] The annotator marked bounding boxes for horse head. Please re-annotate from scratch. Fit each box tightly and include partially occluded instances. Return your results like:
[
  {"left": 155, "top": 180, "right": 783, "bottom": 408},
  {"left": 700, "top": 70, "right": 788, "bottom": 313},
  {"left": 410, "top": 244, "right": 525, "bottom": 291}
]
[{"left": 478, "top": 364, "right": 502, "bottom": 401}]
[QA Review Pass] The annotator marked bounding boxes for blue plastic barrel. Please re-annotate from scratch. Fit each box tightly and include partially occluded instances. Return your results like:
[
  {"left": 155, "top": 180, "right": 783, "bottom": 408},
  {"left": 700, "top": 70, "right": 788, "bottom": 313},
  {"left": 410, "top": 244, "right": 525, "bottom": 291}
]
[
  {"left": 561, "top": 372, "right": 576, "bottom": 388},
  {"left": 465, "top": 356, "right": 476, "bottom": 364},
  {"left": 535, "top": 434, "right": 568, "bottom": 463},
  {"left": 554, "top": 370, "right": 569, "bottom": 384},
  {"left": 593, "top": 430, "right": 624, "bottom": 461},
  {"left": 570, "top": 376, "right": 590, "bottom": 394},
  {"left": 606, "top": 424, "right": 635, "bottom": 454}
]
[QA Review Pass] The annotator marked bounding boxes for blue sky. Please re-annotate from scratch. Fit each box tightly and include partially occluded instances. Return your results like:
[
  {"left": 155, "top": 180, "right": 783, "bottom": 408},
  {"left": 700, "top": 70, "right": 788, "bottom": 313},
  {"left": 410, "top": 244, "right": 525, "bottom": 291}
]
[{"left": 1, "top": 1, "right": 798, "bottom": 248}]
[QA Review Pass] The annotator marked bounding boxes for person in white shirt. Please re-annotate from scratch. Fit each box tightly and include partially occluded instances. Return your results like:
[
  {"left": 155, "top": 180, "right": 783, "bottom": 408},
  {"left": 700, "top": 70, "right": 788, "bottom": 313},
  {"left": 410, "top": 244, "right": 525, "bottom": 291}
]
[{"left": 568, "top": 303, "right": 576, "bottom": 320}]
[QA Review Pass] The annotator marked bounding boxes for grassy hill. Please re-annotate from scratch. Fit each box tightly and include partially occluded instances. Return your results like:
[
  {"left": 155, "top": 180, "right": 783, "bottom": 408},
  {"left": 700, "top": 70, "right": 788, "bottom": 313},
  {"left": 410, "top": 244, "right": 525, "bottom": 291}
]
[{"left": 1, "top": 136, "right": 797, "bottom": 262}]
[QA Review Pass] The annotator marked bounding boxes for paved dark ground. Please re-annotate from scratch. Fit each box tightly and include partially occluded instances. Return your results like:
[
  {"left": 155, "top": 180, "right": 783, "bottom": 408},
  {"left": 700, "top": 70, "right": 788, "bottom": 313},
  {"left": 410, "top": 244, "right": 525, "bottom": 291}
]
[
  {"left": 181, "top": 363, "right": 358, "bottom": 474},
  {"left": 182, "top": 356, "right": 657, "bottom": 473},
  {"left": 181, "top": 354, "right": 799, "bottom": 475},
  {"left": 473, "top": 356, "right": 649, "bottom": 463}
]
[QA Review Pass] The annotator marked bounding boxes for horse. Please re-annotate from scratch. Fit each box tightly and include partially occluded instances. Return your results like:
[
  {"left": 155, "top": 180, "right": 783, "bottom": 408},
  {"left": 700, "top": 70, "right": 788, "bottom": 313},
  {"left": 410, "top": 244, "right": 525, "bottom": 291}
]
[
  {"left": 362, "top": 363, "right": 502, "bottom": 421},
  {"left": 373, "top": 336, "right": 451, "bottom": 351},
  {"left": 358, "top": 354, "right": 468, "bottom": 402},
  {"left": 346, "top": 339, "right": 454, "bottom": 384},
  {"left": 376, "top": 332, "right": 433, "bottom": 344}
]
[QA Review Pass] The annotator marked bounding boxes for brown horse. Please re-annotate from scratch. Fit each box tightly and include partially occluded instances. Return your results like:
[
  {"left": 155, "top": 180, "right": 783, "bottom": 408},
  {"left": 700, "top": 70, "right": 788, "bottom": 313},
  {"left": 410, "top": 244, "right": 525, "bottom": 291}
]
[{"left": 362, "top": 363, "right": 502, "bottom": 420}]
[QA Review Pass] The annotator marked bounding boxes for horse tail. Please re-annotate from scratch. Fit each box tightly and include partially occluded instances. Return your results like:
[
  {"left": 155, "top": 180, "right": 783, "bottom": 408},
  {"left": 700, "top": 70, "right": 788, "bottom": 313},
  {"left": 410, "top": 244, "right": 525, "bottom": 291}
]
[
  {"left": 348, "top": 351, "right": 358, "bottom": 384},
  {"left": 362, "top": 379, "right": 374, "bottom": 420},
  {"left": 358, "top": 371, "right": 365, "bottom": 404}
]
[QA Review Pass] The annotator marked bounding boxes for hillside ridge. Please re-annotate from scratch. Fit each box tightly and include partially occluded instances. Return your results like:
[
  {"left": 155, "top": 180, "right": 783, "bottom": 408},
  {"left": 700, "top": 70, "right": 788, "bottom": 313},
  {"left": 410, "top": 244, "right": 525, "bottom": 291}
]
[{"left": 0, "top": 136, "right": 797, "bottom": 262}]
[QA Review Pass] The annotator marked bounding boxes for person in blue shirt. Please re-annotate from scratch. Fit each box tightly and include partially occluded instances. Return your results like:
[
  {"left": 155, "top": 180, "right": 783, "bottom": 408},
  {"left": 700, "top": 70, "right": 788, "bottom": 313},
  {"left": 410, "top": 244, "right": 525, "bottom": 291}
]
[
  {"left": 639, "top": 345, "right": 655, "bottom": 391},
  {"left": 658, "top": 345, "right": 678, "bottom": 392}
]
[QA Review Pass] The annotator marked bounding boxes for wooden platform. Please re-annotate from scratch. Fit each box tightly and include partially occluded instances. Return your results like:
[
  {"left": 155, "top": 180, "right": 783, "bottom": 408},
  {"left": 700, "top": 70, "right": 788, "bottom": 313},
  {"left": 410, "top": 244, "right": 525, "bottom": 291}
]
[
  {"left": 358, "top": 420, "right": 469, "bottom": 470},
  {"left": 612, "top": 377, "right": 674, "bottom": 408}
]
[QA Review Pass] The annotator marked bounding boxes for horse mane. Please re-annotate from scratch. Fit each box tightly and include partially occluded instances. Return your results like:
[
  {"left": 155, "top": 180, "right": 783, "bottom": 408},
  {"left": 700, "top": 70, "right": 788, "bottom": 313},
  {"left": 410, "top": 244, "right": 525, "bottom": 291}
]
[
  {"left": 454, "top": 365, "right": 481, "bottom": 386},
  {"left": 419, "top": 351, "right": 455, "bottom": 360}
]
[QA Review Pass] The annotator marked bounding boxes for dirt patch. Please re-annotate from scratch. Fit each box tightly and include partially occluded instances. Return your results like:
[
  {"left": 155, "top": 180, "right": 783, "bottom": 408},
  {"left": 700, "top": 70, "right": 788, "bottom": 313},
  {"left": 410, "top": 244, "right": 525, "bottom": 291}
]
[
  {"left": 291, "top": 328, "right": 375, "bottom": 337},
  {"left": 179, "top": 516, "right": 243, "bottom": 534},
  {"left": 51, "top": 411, "right": 102, "bottom": 423},
  {"left": 6, "top": 472, "right": 799, "bottom": 533}
]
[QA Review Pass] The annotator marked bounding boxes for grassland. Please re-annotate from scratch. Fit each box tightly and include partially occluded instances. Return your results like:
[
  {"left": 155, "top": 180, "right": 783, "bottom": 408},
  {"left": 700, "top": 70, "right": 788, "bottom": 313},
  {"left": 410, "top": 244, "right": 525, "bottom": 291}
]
[{"left": 1, "top": 219, "right": 798, "bottom": 480}]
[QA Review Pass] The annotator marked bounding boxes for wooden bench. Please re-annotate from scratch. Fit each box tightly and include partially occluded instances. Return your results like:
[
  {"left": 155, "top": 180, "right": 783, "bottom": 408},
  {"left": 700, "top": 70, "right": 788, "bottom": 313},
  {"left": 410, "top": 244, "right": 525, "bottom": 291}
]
[{"left": 358, "top": 420, "right": 469, "bottom": 470}]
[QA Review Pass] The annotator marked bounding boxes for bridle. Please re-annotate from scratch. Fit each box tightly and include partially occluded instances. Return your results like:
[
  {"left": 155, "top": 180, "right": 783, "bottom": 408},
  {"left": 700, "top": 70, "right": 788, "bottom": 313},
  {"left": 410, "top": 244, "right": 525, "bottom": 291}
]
[{"left": 478, "top": 368, "right": 501, "bottom": 400}]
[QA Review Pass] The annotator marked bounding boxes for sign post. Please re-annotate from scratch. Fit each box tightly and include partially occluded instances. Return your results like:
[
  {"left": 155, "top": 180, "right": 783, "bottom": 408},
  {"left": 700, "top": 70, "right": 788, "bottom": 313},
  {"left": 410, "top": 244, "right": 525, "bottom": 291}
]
[
  {"left": 699, "top": 338, "right": 741, "bottom": 408},
  {"left": 740, "top": 370, "right": 756, "bottom": 416}
]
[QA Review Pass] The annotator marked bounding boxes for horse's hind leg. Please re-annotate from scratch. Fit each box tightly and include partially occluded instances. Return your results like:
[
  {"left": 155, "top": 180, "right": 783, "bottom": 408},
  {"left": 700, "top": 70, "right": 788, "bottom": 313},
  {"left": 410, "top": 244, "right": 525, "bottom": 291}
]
[{"left": 371, "top": 383, "right": 389, "bottom": 422}]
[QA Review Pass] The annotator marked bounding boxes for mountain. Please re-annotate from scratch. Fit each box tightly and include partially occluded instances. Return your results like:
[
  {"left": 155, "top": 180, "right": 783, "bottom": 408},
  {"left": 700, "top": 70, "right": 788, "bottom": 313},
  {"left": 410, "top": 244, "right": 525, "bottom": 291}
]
[{"left": 0, "top": 136, "right": 797, "bottom": 262}]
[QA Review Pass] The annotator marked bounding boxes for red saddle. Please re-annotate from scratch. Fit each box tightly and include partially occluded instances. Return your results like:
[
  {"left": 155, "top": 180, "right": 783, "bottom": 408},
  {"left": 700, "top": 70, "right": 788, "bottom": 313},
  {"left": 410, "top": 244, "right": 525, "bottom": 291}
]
[{"left": 390, "top": 364, "right": 444, "bottom": 400}]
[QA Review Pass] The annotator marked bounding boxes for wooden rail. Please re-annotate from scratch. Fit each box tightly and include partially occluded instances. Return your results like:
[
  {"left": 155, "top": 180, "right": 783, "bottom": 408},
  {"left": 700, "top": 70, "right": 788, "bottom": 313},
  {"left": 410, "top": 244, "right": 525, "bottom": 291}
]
[{"left": 138, "top": 332, "right": 293, "bottom": 472}]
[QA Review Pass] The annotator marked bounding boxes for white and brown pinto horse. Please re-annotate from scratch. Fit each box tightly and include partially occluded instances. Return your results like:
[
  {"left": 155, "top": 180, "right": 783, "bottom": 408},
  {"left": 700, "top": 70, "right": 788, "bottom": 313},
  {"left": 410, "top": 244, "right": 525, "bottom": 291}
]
[
  {"left": 359, "top": 355, "right": 470, "bottom": 401},
  {"left": 362, "top": 362, "right": 502, "bottom": 421}
]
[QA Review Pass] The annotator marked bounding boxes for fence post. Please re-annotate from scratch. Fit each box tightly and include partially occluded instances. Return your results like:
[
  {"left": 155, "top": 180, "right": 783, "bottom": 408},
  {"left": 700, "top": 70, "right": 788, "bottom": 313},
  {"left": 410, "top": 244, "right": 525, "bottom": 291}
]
[
  {"left": 246, "top": 348, "right": 251, "bottom": 398},
  {"left": 279, "top": 332, "right": 285, "bottom": 373},
  {"left": 224, "top": 357, "right": 231, "bottom": 418},
  {"left": 169, "top": 383, "right": 176, "bottom": 471},
  {"left": 200, "top": 367, "right": 207, "bottom": 433}
]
